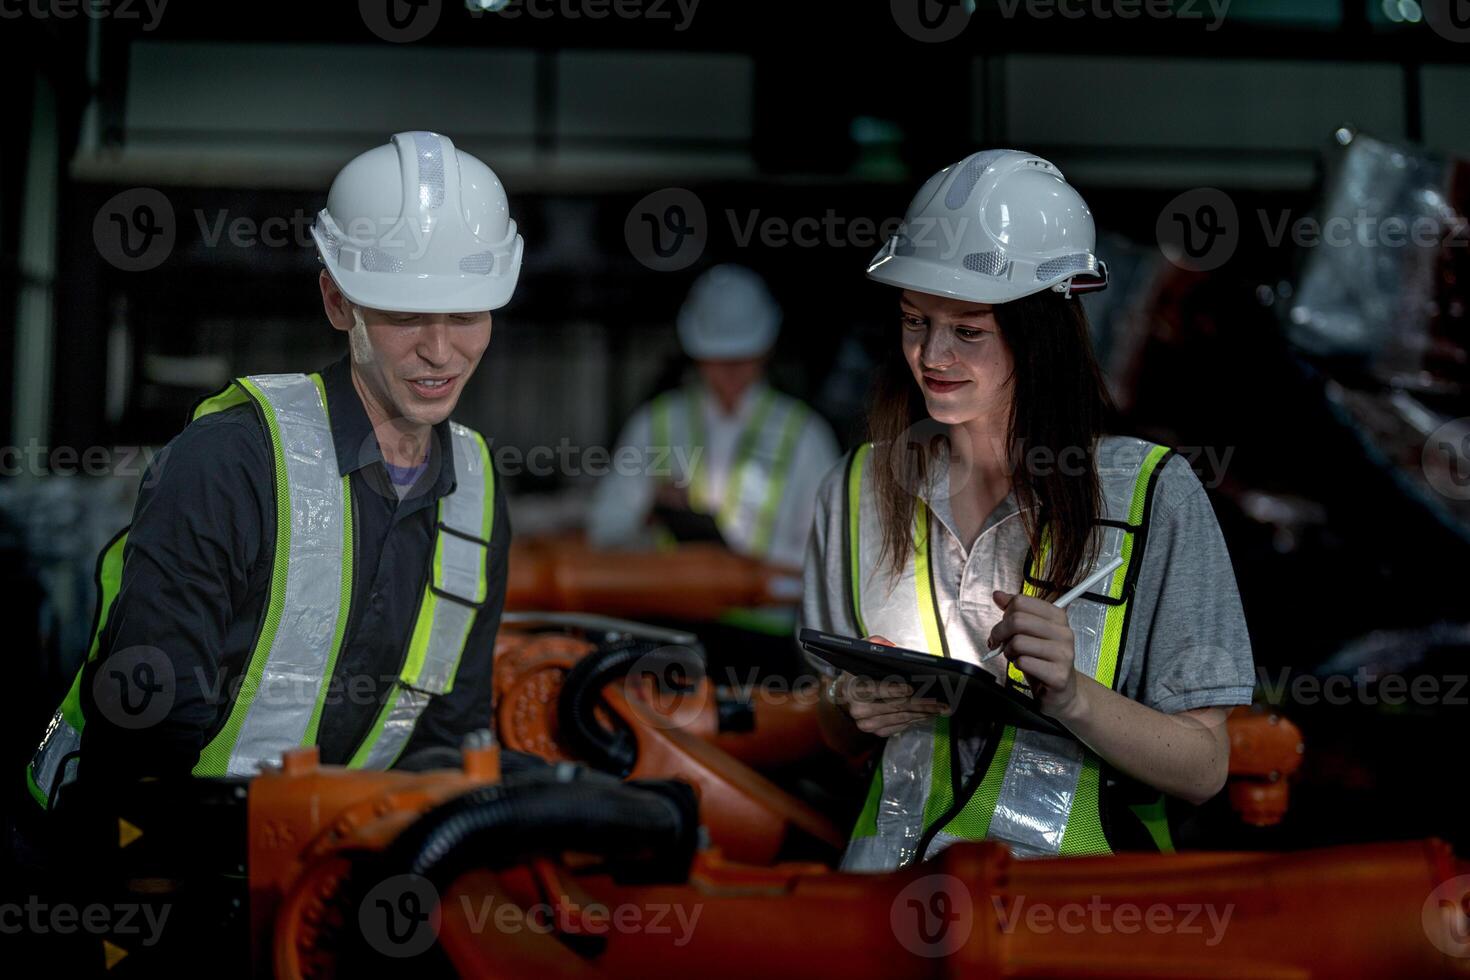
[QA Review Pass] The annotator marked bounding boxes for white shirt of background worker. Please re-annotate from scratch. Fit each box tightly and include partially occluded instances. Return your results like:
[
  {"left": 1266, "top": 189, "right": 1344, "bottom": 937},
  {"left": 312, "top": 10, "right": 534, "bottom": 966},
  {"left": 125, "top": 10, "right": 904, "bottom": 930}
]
[{"left": 588, "top": 264, "right": 839, "bottom": 571}]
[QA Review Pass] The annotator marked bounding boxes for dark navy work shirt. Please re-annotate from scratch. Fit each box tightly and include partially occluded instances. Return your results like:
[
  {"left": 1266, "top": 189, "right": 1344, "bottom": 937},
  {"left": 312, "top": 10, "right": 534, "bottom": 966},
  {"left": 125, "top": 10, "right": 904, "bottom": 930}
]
[{"left": 75, "top": 355, "right": 510, "bottom": 784}]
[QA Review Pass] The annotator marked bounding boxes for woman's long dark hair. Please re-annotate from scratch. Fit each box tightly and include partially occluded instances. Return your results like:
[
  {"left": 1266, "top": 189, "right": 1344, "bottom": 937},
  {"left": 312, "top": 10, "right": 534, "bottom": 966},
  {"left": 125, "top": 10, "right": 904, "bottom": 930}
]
[{"left": 867, "top": 290, "right": 1116, "bottom": 600}]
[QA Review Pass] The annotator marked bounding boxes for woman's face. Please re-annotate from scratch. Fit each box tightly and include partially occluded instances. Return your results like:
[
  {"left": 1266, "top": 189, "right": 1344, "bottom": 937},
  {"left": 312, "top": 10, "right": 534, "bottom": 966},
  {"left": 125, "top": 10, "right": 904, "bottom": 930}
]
[{"left": 899, "top": 289, "right": 1014, "bottom": 427}]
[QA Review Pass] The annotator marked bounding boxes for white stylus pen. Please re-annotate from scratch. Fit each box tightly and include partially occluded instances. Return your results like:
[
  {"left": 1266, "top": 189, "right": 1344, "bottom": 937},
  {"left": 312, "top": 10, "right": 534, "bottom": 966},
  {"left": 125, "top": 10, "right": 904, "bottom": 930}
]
[{"left": 980, "top": 555, "right": 1125, "bottom": 663}]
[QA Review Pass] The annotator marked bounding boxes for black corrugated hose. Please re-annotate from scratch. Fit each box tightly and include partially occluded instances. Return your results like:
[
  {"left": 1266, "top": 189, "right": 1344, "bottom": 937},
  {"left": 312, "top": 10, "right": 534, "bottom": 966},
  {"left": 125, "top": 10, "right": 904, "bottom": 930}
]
[{"left": 557, "top": 639, "right": 705, "bottom": 775}]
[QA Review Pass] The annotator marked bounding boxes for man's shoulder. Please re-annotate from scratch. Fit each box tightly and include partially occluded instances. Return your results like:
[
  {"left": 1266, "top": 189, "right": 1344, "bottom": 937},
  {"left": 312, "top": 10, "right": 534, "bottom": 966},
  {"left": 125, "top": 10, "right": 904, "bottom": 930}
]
[
  {"left": 180, "top": 400, "right": 268, "bottom": 443},
  {"left": 153, "top": 403, "right": 271, "bottom": 482}
]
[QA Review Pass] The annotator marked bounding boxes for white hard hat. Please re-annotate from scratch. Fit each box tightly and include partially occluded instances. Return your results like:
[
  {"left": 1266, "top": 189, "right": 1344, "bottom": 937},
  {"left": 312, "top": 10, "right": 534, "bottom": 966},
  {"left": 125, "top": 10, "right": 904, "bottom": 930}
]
[
  {"left": 867, "top": 149, "right": 1107, "bottom": 305},
  {"left": 676, "top": 264, "right": 782, "bottom": 361},
  {"left": 311, "top": 131, "right": 523, "bottom": 314}
]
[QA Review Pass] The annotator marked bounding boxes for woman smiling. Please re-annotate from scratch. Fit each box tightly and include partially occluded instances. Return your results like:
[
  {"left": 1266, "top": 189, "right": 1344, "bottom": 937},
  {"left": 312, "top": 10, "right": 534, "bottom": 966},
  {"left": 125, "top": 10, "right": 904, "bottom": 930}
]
[{"left": 800, "top": 150, "right": 1256, "bottom": 872}]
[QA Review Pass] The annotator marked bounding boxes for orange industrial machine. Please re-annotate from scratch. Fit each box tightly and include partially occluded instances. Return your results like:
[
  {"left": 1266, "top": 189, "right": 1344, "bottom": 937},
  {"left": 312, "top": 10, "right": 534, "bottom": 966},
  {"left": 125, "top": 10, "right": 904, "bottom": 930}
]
[
  {"left": 231, "top": 618, "right": 1470, "bottom": 979},
  {"left": 251, "top": 739, "right": 1468, "bottom": 979},
  {"left": 493, "top": 613, "right": 841, "bottom": 866},
  {"left": 493, "top": 614, "right": 1305, "bottom": 841},
  {"left": 505, "top": 540, "right": 802, "bottom": 621},
  {"left": 59, "top": 596, "right": 1428, "bottom": 977}
]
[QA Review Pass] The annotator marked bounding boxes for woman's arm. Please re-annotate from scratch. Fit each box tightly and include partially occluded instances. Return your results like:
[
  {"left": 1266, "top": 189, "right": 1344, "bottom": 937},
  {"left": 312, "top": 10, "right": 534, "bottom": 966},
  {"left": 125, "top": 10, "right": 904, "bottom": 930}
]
[
  {"left": 816, "top": 672, "right": 878, "bottom": 758},
  {"left": 987, "top": 589, "right": 1231, "bottom": 806},
  {"left": 1051, "top": 676, "right": 1229, "bottom": 806}
]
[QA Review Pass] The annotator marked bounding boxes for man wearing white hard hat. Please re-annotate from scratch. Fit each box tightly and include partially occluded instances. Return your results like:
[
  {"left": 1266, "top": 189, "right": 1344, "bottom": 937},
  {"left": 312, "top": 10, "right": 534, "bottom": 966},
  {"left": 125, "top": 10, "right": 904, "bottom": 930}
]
[
  {"left": 587, "top": 264, "right": 839, "bottom": 572},
  {"left": 801, "top": 150, "right": 1254, "bottom": 871},
  {"left": 27, "top": 131, "right": 520, "bottom": 811}
]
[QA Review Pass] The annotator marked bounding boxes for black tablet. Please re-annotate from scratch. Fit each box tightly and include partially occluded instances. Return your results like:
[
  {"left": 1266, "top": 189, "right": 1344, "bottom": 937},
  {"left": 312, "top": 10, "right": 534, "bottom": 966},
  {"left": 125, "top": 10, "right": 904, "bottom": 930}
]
[
  {"left": 799, "top": 628, "right": 1071, "bottom": 739},
  {"left": 652, "top": 502, "right": 728, "bottom": 546}
]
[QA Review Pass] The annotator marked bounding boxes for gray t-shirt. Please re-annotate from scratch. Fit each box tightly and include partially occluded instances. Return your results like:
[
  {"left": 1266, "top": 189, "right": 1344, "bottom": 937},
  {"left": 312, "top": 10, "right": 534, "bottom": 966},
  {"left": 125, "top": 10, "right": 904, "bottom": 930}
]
[{"left": 799, "top": 443, "right": 1255, "bottom": 714}]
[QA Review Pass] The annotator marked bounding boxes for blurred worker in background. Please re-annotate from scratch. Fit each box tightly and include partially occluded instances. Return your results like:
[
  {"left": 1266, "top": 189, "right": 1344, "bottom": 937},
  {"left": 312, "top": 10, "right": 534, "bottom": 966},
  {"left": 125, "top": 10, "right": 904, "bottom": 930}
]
[
  {"left": 24, "top": 131, "right": 518, "bottom": 828},
  {"left": 587, "top": 264, "right": 839, "bottom": 571}
]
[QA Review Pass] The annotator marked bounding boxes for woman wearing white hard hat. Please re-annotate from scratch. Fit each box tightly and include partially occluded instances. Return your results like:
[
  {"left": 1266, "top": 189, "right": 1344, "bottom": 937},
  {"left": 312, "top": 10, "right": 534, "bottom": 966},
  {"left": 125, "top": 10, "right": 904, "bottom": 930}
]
[
  {"left": 801, "top": 151, "right": 1255, "bottom": 871},
  {"left": 587, "top": 264, "right": 838, "bottom": 573}
]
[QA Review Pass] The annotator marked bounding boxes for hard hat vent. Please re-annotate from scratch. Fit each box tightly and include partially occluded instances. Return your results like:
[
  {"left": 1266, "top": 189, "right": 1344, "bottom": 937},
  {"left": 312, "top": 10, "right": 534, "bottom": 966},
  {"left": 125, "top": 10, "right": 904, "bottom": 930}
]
[
  {"left": 945, "top": 149, "right": 1010, "bottom": 210},
  {"left": 1035, "top": 252, "right": 1098, "bottom": 281},
  {"left": 458, "top": 251, "right": 496, "bottom": 275},
  {"left": 361, "top": 246, "right": 405, "bottom": 274},
  {"left": 412, "top": 131, "right": 446, "bottom": 210},
  {"left": 963, "top": 251, "right": 1012, "bottom": 278}
]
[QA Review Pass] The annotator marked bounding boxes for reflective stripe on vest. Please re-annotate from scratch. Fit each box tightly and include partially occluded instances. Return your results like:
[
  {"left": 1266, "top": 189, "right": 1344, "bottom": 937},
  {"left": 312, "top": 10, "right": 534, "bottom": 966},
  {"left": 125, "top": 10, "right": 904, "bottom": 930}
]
[
  {"left": 194, "top": 374, "right": 355, "bottom": 777},
  {"left": 348, "top": 421, "right": 494, "bottom": 769},
  {"left": 649, "top": 386, "right": 808, "bottom": 559},
  {"left": 840, "top": 440, "right": 1175, "bottom": 870},
  {"left": 27, "top": 375, "right": 494, "bottom": 806}
]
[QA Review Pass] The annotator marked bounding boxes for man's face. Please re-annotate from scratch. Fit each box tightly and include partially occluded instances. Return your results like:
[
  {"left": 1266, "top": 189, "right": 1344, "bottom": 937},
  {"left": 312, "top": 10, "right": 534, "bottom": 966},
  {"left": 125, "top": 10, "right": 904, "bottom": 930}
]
[
  {"left": 899, "top": 289, "right": 1014, "bottom": 427},
  {"left": 321, "top": 271, "right": 492, "bottom": 427},
  {"left": 696, "top": 356, "right": 765, "bottom": 408}
]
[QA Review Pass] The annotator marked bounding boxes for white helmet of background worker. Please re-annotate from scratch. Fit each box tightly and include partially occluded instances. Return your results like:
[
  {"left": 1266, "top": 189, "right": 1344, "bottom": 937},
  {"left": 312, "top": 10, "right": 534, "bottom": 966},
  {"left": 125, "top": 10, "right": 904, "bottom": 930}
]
[
  {"left": 311, "top": 130, "right": 523, "bottom": 313},
  {"left": 867, "top": 149, "right": 1108, "bottom": 304},
  {"left": 677, "top": 264, "right": 783, "bottom": 360}
]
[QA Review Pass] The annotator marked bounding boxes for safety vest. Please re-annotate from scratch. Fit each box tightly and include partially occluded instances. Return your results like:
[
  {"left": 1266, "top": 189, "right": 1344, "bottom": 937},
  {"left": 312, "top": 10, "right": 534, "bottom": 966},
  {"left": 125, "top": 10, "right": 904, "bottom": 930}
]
[
  {"left": 839, "top": 436, "right": 1178, "bottom": 871},
  {"left": 26, "top": 372, "right": 496, "bottom": 808},
  {"left": 648, "top": 385, "right": 809, "bottom": 561}
]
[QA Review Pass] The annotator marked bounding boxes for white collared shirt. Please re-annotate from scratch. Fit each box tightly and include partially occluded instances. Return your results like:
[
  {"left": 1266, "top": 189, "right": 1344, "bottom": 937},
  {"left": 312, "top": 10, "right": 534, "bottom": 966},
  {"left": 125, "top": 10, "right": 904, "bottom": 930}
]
[
  {"left": 587, "top": 381, "right": 840, "bottom": 570},
  {"left": 800, "top": 437, "right": 1256, "bottom": 714}
]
